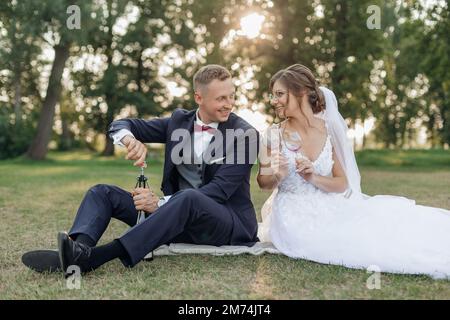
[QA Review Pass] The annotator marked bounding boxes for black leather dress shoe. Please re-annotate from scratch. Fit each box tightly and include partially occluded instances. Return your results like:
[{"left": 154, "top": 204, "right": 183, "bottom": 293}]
[
  {"left": 57, "top": 231, "right": 92, "bottom": 278},
  {"left": 21, "top": 250, "right": 61, "bottom": 273}
]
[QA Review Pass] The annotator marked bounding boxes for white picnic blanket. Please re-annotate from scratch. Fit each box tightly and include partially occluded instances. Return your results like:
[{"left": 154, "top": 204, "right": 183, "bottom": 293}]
[{"left": 145, "top": 241, "right": 280, "bottom": 259}]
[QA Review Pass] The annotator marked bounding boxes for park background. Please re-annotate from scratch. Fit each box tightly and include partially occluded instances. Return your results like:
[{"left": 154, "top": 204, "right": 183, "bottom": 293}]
[{"left": 0, "top": 0, "right": 449, "bottom": 299}]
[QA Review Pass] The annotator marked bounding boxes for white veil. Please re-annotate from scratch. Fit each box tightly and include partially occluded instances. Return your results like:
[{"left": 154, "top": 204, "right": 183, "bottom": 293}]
[
  {"left": 259, "top": 86, "right": 365, "bottom": 242},
  {"left": 319, "top": 86, "right": 364, "bottom": 200}
]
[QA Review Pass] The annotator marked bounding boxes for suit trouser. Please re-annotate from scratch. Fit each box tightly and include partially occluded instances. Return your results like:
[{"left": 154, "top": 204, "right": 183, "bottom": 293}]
[{"left": 68, "top": 184, "right": 234, "bottom": 267}]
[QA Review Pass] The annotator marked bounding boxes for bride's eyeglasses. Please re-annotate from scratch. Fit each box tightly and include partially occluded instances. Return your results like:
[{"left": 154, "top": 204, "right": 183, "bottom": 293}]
[{"left": 269, "top": 90, "right": 287, "bottom": 103}]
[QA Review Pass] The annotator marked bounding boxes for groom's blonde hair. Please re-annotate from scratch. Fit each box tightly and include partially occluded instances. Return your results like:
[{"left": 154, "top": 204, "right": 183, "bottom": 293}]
[
  {"left": 193, "top": 64, "right": 231, "bottom": 93},
  {"left": 270, "top": 64, "right": 325, "bottom": 114}
]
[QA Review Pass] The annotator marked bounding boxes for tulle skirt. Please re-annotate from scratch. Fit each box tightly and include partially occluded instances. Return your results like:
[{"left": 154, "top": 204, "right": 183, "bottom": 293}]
[{"left": 260, "top": 190, "right": 450, "bottom": 279}]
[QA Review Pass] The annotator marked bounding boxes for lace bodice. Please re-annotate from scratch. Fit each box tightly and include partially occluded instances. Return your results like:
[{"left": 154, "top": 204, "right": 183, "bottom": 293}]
[{"left": 277, "top": 126, "right": 334, "bottom": 194}]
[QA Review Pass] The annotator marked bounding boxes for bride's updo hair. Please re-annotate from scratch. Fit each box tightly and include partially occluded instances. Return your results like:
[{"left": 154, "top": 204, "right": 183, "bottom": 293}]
[{"left": 269, "top": 64, "right": 325, "bottom": 114}]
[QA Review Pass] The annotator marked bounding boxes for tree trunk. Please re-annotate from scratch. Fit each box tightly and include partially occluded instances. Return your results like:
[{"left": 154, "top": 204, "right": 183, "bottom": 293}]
[
  {"left": 60, "top": 117, "right": 73, "bottom": 150},
  {"left": 102, "top": 135, "right": 115, "bottom": 156},
  {"left": 14, "top": 74, "right": 22, "bottom": 125},
  {"left": 100, "top": 5, "right": 115, "bottom": 157},
  {"left": 332, "top": 0, "right": 348, "bottom": 86},
  {"left": 362, "top": 132, "right": 366, "bottom": 149},
  {"left": 12, "top": 16, "right": 22, "bottom": 125},
  {"left": 26, "top": 44, "right": 70, "bottom": 159},
  {"left": 101, "top": 103, "right": 115, "bottom": 156}
]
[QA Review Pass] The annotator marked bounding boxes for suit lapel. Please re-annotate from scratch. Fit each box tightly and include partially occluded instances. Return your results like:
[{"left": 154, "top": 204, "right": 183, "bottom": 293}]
[
  {"left": 164, "top": 110, "right": 196, "bottom": 191},
  {"left": 179, "top": 111, "right": 196, "bottom": 158}
]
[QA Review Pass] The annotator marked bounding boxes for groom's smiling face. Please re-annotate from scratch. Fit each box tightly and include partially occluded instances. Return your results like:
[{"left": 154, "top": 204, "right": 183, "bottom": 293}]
[{"left": 195, "top": 78, "right": 235, "bottom": 124}]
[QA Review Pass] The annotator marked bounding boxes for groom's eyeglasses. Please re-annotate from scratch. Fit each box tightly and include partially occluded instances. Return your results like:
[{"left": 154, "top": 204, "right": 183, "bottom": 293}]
[{"left": 269, "top": 90, "right": 287, "bottom": 102}]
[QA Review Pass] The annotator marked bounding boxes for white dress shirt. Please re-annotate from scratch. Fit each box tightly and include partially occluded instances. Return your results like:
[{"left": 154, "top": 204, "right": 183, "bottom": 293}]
[{"left": 112, "top": 109, "right": 218, "bottom": 208}]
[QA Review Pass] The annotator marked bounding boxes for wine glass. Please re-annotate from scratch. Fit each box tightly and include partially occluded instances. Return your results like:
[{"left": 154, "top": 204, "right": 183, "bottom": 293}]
[{"left": 282, "top": 129, "right": 303, "bottom": 160}]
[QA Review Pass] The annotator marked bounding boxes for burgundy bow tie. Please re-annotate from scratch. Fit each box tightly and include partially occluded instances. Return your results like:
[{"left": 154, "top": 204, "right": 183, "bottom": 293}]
[{"left": 194, "top": 123, "right": 216, "bottom": 134}]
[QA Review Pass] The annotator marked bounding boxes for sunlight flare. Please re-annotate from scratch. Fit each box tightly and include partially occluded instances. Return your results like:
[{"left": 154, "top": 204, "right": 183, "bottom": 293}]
[{"left": 240, "top": 13, "right": 265, "bottom": 39}]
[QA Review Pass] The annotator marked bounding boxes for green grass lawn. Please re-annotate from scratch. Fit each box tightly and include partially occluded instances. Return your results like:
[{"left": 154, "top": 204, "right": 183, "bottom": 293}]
[{"left": 1, "top": 149, "right": 450, "bottom": 299}]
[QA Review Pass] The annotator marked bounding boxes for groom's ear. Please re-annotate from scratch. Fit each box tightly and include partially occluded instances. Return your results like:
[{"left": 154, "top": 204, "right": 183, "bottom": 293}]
[{"left": 194, "top": 91, "right": 203, "bottom": 105}]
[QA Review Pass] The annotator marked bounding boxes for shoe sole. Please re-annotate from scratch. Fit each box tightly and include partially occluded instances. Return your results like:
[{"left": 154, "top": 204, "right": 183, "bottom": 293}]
[{"left": 21, "top": 250, "right": 61, "bottom": 273}]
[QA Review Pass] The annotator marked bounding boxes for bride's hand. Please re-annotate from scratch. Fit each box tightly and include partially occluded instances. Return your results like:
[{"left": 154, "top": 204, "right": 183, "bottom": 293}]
[
  {"left": 271, "top": 150, "right": 289, "bottom": 182},
  {"left": 296, "top": 158, "right": 315, "bottom": 182}
]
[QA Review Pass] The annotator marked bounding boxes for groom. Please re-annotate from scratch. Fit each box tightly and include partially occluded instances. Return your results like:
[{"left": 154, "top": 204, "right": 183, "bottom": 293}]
[{"left": 23, "top": 64, "right": 259, "bottom": 276}]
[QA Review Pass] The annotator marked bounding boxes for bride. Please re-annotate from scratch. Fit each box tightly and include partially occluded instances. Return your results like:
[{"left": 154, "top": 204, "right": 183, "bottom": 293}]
[{"left": 257, "top": 63, "right": 450, "bottom": 279}]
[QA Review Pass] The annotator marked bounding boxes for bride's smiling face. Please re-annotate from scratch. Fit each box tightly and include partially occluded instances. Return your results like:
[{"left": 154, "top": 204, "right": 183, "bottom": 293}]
[{"left": 270, "top": 80, "right": 301, "bottom": 119}]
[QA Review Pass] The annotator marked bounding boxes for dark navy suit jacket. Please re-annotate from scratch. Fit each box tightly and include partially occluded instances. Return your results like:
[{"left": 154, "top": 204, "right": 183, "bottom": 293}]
[{"left": 108, "top": 109, "right": 260, "bottom": 245}]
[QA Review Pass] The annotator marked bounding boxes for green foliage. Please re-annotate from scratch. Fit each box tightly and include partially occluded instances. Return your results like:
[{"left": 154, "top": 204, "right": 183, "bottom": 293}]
[
  {"left": 0, "top": 0, "right": 449, "bottom": 159},
  {"left": 0, "top": 109, "right": 36, "bottom": 159},
  {"left": 68, "top": 0, "right": 204, "bottom": 155},
  {"left": 322, "top": 0, "right": 385, "bottom": 123},
  {"left": 419, "top": 3, "right": 450, "bottom": 145}
]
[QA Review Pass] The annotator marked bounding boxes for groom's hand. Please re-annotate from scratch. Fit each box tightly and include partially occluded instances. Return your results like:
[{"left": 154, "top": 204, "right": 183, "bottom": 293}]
[
  {"left": 132, "top": 188, "right": 159, "bottom": 213},
  {"left": 122, "top": 135, "right": 147, "bottom": 167}
]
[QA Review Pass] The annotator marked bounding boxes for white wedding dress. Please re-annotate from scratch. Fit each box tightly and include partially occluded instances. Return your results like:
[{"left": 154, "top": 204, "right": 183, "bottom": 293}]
[{"left": 260, "top": 123, "right": 450, "bottom": 279}]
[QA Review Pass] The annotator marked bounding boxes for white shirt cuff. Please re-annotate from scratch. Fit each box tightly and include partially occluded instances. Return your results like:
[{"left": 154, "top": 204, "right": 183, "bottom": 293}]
[
  {"left": 158, "top": 195, "right": 172, "bottom": 207},
  {"left": 112, "top": 129, "right": 134, "bottom": 147}
]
